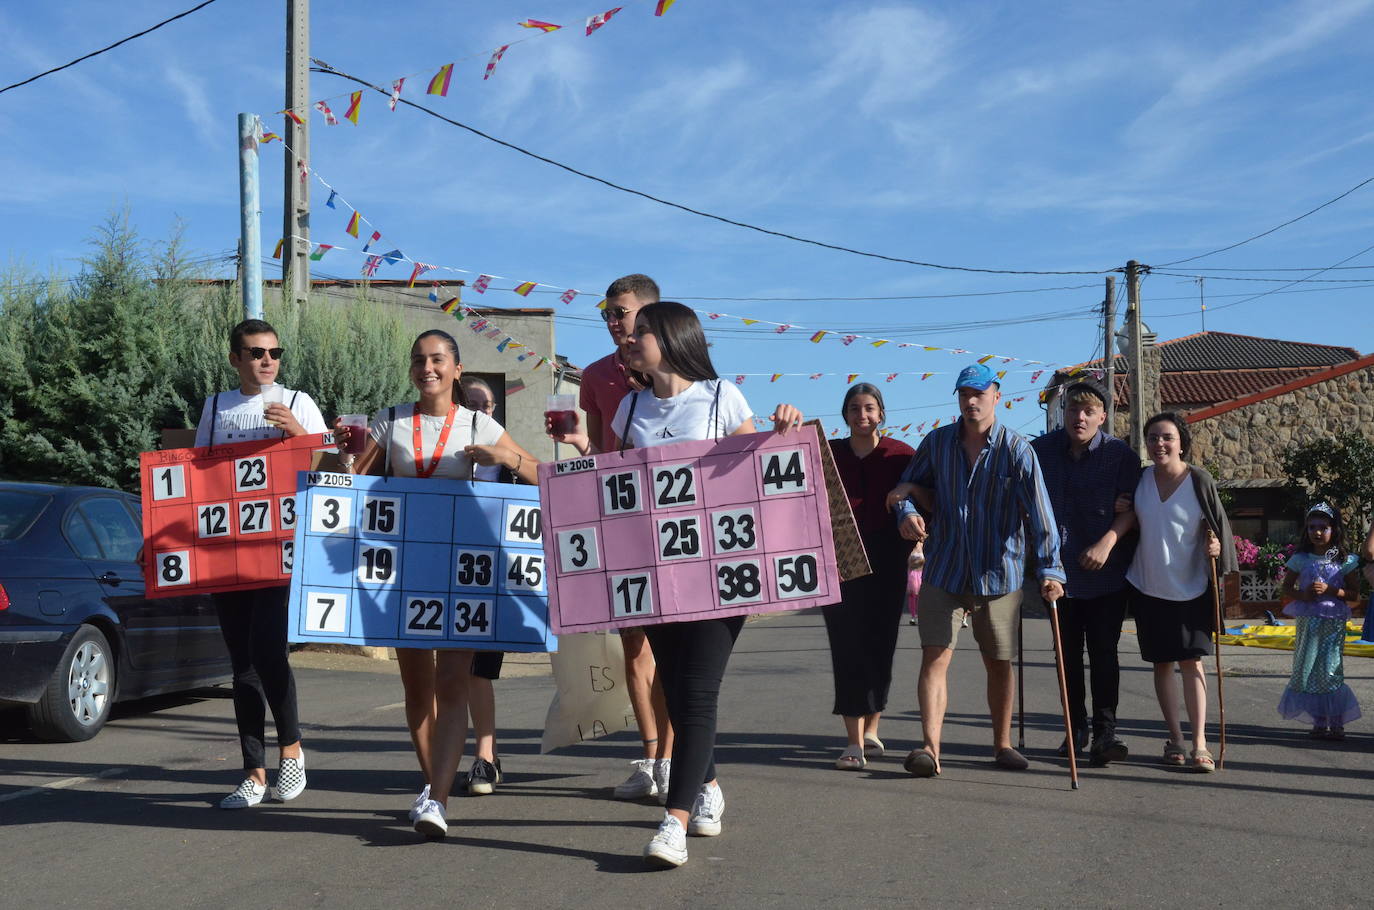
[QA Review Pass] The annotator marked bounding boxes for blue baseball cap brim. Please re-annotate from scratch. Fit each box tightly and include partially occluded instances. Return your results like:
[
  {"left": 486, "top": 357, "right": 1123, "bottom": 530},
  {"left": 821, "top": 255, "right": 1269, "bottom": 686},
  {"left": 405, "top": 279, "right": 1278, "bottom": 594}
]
[{"left": 954, "top": 363, "right": 998, "bottom": 392}]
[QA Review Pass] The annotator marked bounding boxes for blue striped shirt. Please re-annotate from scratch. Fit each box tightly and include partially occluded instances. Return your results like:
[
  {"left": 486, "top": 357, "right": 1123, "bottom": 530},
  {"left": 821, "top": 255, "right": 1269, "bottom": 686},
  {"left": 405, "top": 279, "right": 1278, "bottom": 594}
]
[{"left": 899, "top": 419, "right": 1065, "bottom": 596}]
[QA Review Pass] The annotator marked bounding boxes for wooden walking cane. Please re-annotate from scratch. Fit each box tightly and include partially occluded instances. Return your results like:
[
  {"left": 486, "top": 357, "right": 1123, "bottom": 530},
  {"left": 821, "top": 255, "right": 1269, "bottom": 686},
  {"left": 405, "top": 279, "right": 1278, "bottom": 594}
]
[
  {"left": 1017, "top": 606, "right": 1025, "bottom": 751},
  {"left": 1047, "top": 598, "right": 1080, "bottom": 790},
  {"left": 1209, "top": 549, "right": 1227, "bottom": 770}
]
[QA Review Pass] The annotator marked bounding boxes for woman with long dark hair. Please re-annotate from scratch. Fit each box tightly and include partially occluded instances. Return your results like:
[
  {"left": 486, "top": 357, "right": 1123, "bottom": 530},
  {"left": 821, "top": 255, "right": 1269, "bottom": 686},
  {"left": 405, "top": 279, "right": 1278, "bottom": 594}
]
[{"left": 553, "top": 301, "right": 803, "bottom": 868}]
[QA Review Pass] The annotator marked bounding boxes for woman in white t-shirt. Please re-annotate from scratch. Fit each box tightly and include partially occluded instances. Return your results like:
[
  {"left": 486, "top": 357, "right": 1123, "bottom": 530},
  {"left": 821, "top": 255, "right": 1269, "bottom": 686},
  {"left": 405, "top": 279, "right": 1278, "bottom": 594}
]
[
  {"left": 554, "top": 301, "right": 803, "bottom": 869},
  {"left": 1125, "top": 412, "right": 1232, "bottom": 774},
  {"left": 335, "top": 330, "right": 539, "bottom": 838}
]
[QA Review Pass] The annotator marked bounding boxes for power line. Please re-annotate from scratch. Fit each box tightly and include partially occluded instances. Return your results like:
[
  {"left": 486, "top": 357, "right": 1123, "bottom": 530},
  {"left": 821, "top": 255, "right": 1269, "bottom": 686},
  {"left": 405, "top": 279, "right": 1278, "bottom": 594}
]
[
  {"left": 310, "top": 63, "right": 1116, "bottom": 277},
  {"left": 1154, "top": 173, "right": 1374, "bottom": 268},
  {"left": 0, "top": 0, "right": 222, "bottom": 96},
  {"left": 1150, "top": 270, "right": 1374, "bottom": 283},
  {"left": 1156, "top": 240, "right": 1374, "bottom": 316}
]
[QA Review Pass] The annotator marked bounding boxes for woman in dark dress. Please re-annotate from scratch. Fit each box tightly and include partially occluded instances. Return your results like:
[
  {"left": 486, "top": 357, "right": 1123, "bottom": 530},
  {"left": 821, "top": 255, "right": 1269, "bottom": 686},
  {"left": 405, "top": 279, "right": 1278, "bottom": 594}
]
[{"left": 822, "top": 384, "right": 924, "bottom": 769}]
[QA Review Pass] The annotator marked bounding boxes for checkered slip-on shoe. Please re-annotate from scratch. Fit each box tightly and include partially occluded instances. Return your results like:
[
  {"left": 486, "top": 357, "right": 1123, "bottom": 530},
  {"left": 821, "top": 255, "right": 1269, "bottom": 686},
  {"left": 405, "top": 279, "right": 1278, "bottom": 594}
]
[
  {"left": 220, "top": 777, "right": 267, "bottom": 809},
  {"left": 274, "top": 751, "right": 307, "bottom": 802}
]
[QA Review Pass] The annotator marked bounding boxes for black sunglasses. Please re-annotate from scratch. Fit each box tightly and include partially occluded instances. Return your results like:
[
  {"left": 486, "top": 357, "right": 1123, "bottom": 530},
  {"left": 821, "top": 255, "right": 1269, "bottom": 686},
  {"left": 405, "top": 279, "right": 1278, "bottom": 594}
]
[
  {"left": 239, "top": 346, "right": 284, "bottom": 361},
  {"left": 600, "top": 305, "right": 631, "bottom": 323}
]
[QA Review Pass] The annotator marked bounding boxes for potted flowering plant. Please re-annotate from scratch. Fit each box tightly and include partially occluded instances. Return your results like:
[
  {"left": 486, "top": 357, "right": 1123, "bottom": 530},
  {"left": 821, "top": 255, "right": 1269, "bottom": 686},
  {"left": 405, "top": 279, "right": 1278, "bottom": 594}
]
[{"left": 1234, "top": 537, "right": 1293, "bottom": 601}]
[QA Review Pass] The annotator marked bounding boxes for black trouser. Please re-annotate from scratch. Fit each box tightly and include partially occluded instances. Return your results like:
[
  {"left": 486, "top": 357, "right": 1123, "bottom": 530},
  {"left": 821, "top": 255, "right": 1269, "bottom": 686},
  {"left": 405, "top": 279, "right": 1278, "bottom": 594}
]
[
  {"left": 821, "top": 564, "right": 907, "bottom": 717},
  {"left": 644, "top": 616, "right": 744, "bottom": 813},
  {"left": 213, "top": 586, "right": 301, "bottom": 770},
  {"left": 1056, "top": 593, "right": 1128, "bottom": 739}
]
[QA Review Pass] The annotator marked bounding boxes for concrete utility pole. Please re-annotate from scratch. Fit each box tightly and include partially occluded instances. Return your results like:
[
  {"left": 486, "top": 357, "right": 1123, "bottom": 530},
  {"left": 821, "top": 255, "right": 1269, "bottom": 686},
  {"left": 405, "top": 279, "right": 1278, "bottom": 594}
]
[
  {"left": 282, "top": 0, "right": 310, "bottom": 305},
  {"left": 1126, "top": 260, "right": 1145, "bottom": 460},
  {"left": 237, "top": 113, "right": 264, "bottom": 321},
  {"left": 1103, "top": 274, "right": 1116, "bottom": 437}
]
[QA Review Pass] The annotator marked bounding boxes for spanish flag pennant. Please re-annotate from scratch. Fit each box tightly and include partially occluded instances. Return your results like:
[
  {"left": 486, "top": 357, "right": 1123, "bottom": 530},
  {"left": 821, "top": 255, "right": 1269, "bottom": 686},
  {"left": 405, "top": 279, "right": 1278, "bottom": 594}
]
[
  {"left": 810, "top": 330, "right": 827, "bottom": 343},
  {"left": 345, "top": 211, "right": 360, "bottom": 238},
  {"left": 389, "top": 78, "right": 405, "bottom": 111},
  {"left": 586, "top": 7, "right": 622, "bottom": 35},
  {"left": 872, "top": 340, "right": 889, "bottom": 348},
  {"left": 512, "top": 281, "right": 536, "bottom": 297},
  {"left": 473, "top": 275, "right": 492, "bottom": 293},
  {"left": 901, "top": 424, "right": 911, "bottom": 432},
  {"left": 595, "top": 298, "right": 607, "bottom": 309},
  {"left": 308, "top": 244, "right": 333, "bottom": 261},
  {"left": 846, "top": 374, "right": 859, "bottom": 383},
  {"left": 770, "top": 373, "right": 783, "bottom": 382},
  {"left": 923, "top": 346, "right": 940, "bottom": 352},
  {"left": 314, "top": 100, "right": 338, "bottom": 125},
  {"left": 427, "top": 63, "right": 454, "bottom": 96},
  {"left": 284, "top": 109, "right": 304, "bottom": 125},
  {"left": 344, "top": 91, "right": 362, "bottom": 124},
  {"left": 977, "top": 354, "right": 994, "bottom": 364},
  {"left": 921, "top": 373, "right": 933, "bottom": 381},
  {"left": 1005, "top": 401, "right": 1013, "bottom": 409},
  {"left": 996, "top": 370, "right": 1007, "bottom": 380},
  {"left": 485, "top": 45, "right": 509, "bottom": 80},
  {"left": 741, "top": 318, "right": 758, "bottom": 326},
  {"left": 260, "top": 130, "right": 280, "bottom": 144},
  {"left": 518, "top": 19, "right": 561, "bottom": 31},
  {"left": 559, "top": 289, "right": 578, "bottom": 305},
  {"left": 655, "top": 0, "right": 677, "bottom": 14},
  {"left": 271, "top": 238, "right": 284, "bottom": 259},
  {"left": 932, "top": 418, "right": 941, "bottom": 429}
]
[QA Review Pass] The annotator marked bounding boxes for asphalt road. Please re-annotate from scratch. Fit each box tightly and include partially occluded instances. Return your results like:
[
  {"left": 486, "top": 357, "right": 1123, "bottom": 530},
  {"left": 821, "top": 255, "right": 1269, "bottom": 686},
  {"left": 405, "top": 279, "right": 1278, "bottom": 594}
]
[{"left": 2, "top": 611, "right": 1371, "bottom": 909}]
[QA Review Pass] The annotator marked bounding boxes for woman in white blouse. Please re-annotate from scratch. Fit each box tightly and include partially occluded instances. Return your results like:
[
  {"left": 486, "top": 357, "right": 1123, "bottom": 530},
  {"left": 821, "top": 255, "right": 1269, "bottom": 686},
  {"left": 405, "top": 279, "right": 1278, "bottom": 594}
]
[{"left": 1125, "top": 412, "right": 1235, "bottom": 774}]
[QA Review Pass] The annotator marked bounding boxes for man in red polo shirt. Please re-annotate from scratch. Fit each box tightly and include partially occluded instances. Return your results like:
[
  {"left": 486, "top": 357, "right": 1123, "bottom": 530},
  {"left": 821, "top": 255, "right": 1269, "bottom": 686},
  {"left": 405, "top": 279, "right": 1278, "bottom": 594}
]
[{"left": 580, "top": 274, "right": 674, "bottom": 801}]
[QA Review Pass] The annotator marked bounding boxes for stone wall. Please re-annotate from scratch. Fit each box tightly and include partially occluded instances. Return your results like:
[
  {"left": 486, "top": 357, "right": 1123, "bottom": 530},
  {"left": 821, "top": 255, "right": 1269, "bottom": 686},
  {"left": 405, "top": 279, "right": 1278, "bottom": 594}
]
[{"left": 1188, "top": 363, "right": 1374, "bottom": 483}]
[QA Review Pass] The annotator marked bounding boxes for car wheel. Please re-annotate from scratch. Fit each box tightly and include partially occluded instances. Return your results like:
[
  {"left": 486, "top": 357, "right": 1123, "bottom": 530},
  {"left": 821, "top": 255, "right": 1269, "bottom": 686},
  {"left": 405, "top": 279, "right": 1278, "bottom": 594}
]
[{"left": 26, "top": 625, "right": 116, "bottom": 741}]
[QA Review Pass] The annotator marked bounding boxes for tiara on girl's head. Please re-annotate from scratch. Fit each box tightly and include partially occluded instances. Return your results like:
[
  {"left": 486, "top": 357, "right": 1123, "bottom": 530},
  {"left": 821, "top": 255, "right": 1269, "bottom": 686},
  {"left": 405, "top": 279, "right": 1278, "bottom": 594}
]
[{"left": 1307, "top": 502, "right": 1336, "bottom": 520}]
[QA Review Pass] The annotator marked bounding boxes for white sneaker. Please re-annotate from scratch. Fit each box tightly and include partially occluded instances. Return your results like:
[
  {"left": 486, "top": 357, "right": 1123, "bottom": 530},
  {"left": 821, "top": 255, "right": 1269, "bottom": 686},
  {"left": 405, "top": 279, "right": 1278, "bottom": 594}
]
[
  {"left": 652, "top": 759, "right": 671, "bottom": 806},
  {"left": 408, "top": 784, "right": 432, "bottom": 822},
  {"left": 687, "top": 782, "right": 724, "bottom": 837},
  {"left": 643, "top": 813, "right": 688, "bottom": 868},
  {"left": 274, "top": 751, "right": 306, "bottom": 801},
  {"left": 614, "top": 759, "right": 658, "bottom": 799},
  {"left": 413, "top": 799, "right": 448, "bottom": 837},
  {"left": 219, "top": 777, "right": 267, "bottom": 809}
]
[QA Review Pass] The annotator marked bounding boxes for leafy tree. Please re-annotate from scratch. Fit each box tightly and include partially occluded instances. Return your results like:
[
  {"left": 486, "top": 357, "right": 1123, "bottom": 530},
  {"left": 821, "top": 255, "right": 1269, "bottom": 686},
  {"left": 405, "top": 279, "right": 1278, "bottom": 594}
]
[
  {"left": 0, "top": 213, "right": 413, "bottom": 493},
  {"left": 1281, "top": 431, "right": 1374, "bottom": 535}
]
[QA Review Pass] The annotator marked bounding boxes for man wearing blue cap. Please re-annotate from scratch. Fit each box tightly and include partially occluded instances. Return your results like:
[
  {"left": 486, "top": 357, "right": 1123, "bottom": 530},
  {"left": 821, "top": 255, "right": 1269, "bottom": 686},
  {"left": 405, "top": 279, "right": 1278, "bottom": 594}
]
[{"left": 887, "top": 363, "right": 1065, "bottom": 776}]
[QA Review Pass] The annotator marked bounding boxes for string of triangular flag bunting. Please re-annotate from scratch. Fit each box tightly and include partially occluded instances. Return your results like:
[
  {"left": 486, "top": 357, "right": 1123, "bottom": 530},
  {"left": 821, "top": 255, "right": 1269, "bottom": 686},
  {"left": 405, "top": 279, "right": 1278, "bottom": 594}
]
[{"left": 277, "top": 1, "right": 680, "bottom": 124}]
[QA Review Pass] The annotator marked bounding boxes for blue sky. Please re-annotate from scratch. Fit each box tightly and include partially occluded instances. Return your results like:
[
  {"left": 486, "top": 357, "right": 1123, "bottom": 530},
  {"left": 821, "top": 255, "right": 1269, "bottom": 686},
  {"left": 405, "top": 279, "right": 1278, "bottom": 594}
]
[{"left": 4, "top": 0, "right": 1374, "bottom": 435}]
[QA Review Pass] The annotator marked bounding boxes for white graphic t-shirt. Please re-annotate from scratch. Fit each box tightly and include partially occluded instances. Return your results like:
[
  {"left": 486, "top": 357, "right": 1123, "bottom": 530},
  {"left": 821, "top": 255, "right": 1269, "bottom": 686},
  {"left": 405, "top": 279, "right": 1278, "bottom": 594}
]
[
  {"left": 369, "top": 403, "right": 505, "bottom": 479},
  {"left": 193, "top": 388, "right": 327, "bottom": 448},
  {"left": 611, "top": 379, "right": 752, "bottom": 449}
]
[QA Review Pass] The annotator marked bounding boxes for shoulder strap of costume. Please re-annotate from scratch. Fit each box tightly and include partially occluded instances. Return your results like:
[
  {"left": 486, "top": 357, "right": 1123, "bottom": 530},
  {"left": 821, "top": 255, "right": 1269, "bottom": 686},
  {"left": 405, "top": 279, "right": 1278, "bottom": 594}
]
[
  {"left": 208, "top": 393, "right": 219, "bottom": 450},
  {"left": 281, "top": 390, "right": 299, "bottom": 439},
  {"left": 618, "top": 391, "right": 640, "bottom": 453},
  {"left": 710, "top": 380, "right": 723, "bottom": 441},
  {"left": 384, "top": 406, "right": 396, "bottom": 477},
  {"left": 469, "top": 411, "right": 478, "bottom": 482}
]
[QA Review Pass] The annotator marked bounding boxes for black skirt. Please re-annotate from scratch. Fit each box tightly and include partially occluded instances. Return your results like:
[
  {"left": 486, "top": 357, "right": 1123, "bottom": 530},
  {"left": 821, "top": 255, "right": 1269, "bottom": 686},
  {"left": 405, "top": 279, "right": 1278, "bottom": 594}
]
[{"left": 1129, "top": 584, "right": 1214, "bottom": 663}]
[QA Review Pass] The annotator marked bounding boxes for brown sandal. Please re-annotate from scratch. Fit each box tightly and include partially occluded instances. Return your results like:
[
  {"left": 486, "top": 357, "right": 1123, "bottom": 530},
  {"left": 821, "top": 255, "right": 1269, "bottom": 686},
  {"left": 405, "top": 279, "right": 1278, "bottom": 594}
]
[
  {"left": 1191, "top": 748, "right": 1216, "bottom": 773},
  {"left": 1162, "top": 741, "right": 1187, "bottom": 767}
]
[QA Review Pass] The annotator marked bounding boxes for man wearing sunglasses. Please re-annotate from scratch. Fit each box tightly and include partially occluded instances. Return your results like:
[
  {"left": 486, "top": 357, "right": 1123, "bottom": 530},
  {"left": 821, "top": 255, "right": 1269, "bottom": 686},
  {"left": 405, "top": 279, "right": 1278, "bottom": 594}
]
[
  {"left": 193, "top": 319, "right": 326, "bottom": 447},
  {"left": 192, "top": 318, "right": 327, "bottom": 810},
  {"left": 577, "top": 274, "right": 676, "bottom": 803}
]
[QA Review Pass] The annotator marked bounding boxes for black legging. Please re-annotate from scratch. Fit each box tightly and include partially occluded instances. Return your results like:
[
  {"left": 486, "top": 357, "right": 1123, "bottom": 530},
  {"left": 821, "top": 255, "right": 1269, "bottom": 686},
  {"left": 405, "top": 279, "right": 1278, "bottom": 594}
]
[
  {"left": 213, "top": 586, "right": 301, "bottom": 770},
  {"left": 644, "top": 616, "right": 744, "bottom": 813},
  {"left": 821, "top": 562, "right": 907, "bottom": 717},
  {"left": 1056, "top": 592, "right": 1128, "bottom": 738}
]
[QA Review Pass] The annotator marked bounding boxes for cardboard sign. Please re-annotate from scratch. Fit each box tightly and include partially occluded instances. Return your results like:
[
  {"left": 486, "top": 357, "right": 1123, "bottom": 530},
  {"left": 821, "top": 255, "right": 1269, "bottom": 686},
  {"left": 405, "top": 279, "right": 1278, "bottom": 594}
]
[
  {"left": 536, "top": 425, "right": 840, "bottom": 634},
  {"left": 806, "top": 419, "right": 873, "bottom": 582},
  {"left": 139, "top": 433, "right": 335, "bottom": 598},
  {"left": 287, "top": 472, "right": 556, "bottom": 652}
]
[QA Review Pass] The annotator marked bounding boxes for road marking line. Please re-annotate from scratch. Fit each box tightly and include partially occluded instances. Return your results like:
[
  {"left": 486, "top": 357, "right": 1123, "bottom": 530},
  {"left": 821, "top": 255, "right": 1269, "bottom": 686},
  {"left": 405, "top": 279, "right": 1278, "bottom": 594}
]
[
  {"left": 373, "top": 702, "right": 407, "bottom": 711},
  {"left": 0, "top": 766, "right": 129, "bottom": 804}
]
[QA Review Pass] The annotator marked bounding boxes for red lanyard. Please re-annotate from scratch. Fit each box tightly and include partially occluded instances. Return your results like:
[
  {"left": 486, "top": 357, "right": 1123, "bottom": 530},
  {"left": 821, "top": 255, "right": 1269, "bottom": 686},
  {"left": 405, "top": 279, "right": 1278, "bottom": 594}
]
[{"left": 412, "top": 403, "right": 457, "bottom": 478}]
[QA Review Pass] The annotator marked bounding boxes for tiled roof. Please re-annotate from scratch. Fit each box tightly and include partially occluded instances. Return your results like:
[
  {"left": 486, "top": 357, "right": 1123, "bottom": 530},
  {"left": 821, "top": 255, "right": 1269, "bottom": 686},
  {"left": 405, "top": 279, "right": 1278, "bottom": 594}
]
[
  {"left": 1108, "top": 368, "right": 1324, "bottom": 407},
  {"left": 1074, "top": 331, "right": 1358, "bottom": 375}
]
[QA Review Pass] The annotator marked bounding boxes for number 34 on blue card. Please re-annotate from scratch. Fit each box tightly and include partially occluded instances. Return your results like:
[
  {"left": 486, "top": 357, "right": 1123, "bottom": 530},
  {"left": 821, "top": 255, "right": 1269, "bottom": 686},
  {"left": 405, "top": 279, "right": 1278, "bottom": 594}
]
[{"left": 287, "top": 472, "right": 556, "bottom": 652}]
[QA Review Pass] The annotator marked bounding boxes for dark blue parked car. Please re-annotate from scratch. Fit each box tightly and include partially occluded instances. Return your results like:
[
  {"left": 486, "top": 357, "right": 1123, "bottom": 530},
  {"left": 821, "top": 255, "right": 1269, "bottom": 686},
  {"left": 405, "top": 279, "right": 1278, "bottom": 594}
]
[{"left": 0, "top": 482, "right": 230, "bottom": 740}]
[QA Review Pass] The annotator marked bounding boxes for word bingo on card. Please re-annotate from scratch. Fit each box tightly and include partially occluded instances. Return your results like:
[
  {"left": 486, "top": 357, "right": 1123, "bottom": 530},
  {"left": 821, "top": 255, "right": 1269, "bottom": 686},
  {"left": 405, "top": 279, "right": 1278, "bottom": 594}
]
[
  {"left": 536, "top": 425, "right": 839, "bottom": 634},
  {"left": 139, "top": 433, "right": 335, "bottom": 598},
  {"left": 287, "top": 472, "right": 555, "bottom": 652}
]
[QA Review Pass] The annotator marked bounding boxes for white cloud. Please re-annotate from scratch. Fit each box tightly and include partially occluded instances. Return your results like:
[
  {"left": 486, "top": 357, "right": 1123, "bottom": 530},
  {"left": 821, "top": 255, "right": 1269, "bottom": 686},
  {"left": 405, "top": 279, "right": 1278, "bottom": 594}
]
[{"left": 164, "top": 64, "right": 220, "bottom": 148}]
